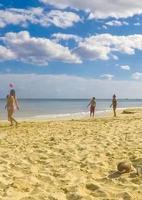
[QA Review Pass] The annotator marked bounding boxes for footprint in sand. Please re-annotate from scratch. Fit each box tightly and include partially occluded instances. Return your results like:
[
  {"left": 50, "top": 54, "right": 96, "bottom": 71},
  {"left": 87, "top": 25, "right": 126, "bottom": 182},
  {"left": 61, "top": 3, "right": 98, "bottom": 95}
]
[
  {"left": 86, "top": 183, "right": 108, "bottom": 198},
  {"left": 66, "top": 192, "right": 82, "bottom": 200},
  {"left": 116, "top": 192, "right": 133, "bottom": 200}
]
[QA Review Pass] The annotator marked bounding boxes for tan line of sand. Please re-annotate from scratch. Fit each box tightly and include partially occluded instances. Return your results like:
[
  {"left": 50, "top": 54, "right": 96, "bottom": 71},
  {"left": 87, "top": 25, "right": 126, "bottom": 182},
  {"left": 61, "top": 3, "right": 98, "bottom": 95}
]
[{"left": 0, "top": 108, "right": 142, "bottom": 199}]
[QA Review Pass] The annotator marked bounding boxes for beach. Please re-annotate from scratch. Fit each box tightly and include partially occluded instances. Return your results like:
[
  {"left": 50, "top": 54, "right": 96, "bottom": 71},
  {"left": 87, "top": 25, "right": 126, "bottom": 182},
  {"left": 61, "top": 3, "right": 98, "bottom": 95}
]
[{"left": 0, "top": 109, "right": 142, "bottom": 199}]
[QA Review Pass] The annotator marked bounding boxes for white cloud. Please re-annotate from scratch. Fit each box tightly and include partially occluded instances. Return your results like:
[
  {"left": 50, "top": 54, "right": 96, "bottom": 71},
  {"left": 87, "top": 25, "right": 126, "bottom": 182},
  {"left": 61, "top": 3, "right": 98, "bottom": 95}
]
[
  {"left": 102, "top": 25, "right": 108, "bottom": 30},
  {"left": 0, "top": 45, "right": 16, "bottom": 60},
  {"left": 111, "top": 55, "right": 119, "bottom": 60},
  {"left": 52, "top": 33, "right": 82, "bottom": 43},
  {"left": 0, "top": 7, "right": 43, "bottom": 28},
  {"left": 75, "top": 34, "right": 142, "bottom": 61},
  {"left": 132, "top": 72, "right": 142, "bottom": 80},
  {"left": 120, "top": 65, "right": 130, "bottom": 70},
  {"left": 2, "top": 32, "right": 142, "bottom": 65},
  {"left": 88, "top": 13, "right": 95, "bottom": 20},
  {"left": 106, "top": 20, "right": 128, "bottom": 27},
  {"left": 100, "top": 74, "right": 114, "bottom": 80},
  {"left": 1, "top": 74, "right": 142, "bottom": 98},
  {"left": 0, "top": 8, "right": 81, "bottom": 28},
  {"left": 45, "top": 10, "right": 81, "bottom": 28},
  {"left": 1, "top": 31, "right": 81, "bottom": 65},
  {"left": 40, "top": 0, "right": 142, "bottom": 19}
]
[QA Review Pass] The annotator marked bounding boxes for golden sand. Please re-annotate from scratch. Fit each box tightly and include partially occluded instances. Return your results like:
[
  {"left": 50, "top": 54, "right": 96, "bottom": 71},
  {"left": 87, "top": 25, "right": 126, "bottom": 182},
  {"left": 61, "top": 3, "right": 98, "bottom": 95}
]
[{"left": 0, "top": 109, "right": 142, "bottom": 200}]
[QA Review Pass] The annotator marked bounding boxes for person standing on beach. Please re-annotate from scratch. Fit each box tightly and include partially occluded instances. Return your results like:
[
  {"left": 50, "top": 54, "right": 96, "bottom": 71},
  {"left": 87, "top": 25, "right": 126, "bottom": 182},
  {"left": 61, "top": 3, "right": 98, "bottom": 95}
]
[
  {"left": 88, "top": 97, "right": 96, "bottom": 117},
  {"left": 5, "top": 89, "right": 19, "bottom": 126},
  {"left": 110, "top": 94, "right": 117, "bottom": 117}
]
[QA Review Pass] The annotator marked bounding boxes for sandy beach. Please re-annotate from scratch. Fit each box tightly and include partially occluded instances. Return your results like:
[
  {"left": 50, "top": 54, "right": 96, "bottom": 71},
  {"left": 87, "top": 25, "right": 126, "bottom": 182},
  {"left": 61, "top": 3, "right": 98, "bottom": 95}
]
[{"left": 0, "top": 109, "right": 142, "bottom": 200}]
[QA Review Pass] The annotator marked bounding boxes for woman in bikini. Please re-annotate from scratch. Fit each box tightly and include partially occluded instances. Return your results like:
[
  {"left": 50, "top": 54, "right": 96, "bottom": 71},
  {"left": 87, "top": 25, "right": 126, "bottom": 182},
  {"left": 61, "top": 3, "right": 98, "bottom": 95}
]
[
  {"left": 88, "top": 97, "right": 96, "bottom": 117},
  {"left": 6, "top": 89, "right": 19, "bottom": 126},
  {"left": 110, "top": 94, "right": 117, "bottom": 117}
]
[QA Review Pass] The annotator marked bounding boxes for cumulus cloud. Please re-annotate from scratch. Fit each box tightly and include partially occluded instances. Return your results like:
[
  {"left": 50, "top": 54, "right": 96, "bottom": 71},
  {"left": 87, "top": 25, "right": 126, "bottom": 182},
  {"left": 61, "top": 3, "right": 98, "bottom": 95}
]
[
  {"left": 75, "top": 34, "right": 142, "bottom": 61},
  {"left": 0, "top": 7, "right": 43, "bottom": 28},
  {"left": 1, "top": 74, "right": 142, "bottom": 98},
  {"left": 0, "top": 31, "right": 81, "bottom": 65},
  {"left": 100, "top": 74, "right": 114, "bottom": 80},
  {"left": 52, "top": 33, "right": 82, "bottom": 43},
  {"left": 2, "top": 31, "right": 142, "bottom": 65},
  {"left": 0, "top": 45, "right": 16, "bottom": 60},
  {"left": 1, "top": 32, "right": 142, "bottom": 64},
  {"left": 0, "top": 7, "right": 81, "bottom": 28},
  {"left": 120, "top": 65, "right": 130, "bottom": 70},
  {"left": 40, "top": 0, "right": 142, "bottom": 19},
  {"left": 45, "top": 10, "right": 81, "bottom": 28},
  {"left": 132, "top": 72, "right": 142, "bottom": 80},
  {"left": 105, "top": 20, "right": 128, "bottom": 27}
]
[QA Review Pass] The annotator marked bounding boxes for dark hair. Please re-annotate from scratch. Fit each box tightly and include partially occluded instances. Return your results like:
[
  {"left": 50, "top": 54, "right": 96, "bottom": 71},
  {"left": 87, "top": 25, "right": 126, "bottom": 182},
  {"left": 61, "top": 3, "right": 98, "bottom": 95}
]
[
  {"left": 10, "top": 89, "right": 16, "bottom": 97},
  {"left": 113, "top": 94, "right": 116, "bottom": 98},
  {"left": 93, "top": 97, "right": 95, "bottom": 99}
]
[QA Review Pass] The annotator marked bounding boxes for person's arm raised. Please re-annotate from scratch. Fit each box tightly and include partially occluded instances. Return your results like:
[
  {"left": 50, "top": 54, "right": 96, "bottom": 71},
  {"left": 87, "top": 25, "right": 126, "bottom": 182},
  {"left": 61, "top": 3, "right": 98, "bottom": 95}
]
[{"left": 87, "top": 100, "right": 91, "bottom": 107}]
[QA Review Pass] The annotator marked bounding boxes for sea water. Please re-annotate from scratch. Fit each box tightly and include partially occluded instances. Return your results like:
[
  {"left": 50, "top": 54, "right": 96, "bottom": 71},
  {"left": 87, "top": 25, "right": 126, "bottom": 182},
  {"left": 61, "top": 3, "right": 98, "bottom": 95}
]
[{"left": 0, "top": 98, "right": 142, "bottom": 119}]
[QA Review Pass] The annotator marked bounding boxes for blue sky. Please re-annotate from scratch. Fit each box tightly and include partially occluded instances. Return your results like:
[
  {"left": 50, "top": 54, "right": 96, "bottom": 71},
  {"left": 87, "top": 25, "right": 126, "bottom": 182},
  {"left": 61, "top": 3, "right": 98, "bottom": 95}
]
[{"left": 0, "top": 0, "right": 142, "bottom": 98}]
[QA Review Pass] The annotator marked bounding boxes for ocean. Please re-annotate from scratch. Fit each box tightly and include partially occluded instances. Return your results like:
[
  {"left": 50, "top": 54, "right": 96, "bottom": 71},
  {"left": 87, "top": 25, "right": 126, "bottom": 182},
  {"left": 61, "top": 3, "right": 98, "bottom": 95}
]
[{"left": 0, "top": 98, "right": 142, "bottom": 120}]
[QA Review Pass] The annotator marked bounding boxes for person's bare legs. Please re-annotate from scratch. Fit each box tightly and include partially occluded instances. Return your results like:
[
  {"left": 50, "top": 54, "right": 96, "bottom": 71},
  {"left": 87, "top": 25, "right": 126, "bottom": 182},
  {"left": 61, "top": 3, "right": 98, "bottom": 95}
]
[
  {"left": 11, "top": 117, "right": 18, "bottom": 126},
  {"left": 7, "top": 113, "right": 10, "bottom": 122},
  {"left": 92, "top": 111, "right": 94, "bottom": 117},
  {"left": 113, "top": 107, "right": 116, "bottom": 117},
  {"left": 93, "top": 108, "right": 95, "bottom": 117},
  {"left": 90, "top": 108, "right": 92, "bottom": 117},
  {"left": 8, "top": 109, "right": 18, "bottom": 126},
  {"left": 8, "top": 109, "right": 13, "bottom": 126},
  {"left": 90, "top": 109, "right": 95, "bottom": 117}
]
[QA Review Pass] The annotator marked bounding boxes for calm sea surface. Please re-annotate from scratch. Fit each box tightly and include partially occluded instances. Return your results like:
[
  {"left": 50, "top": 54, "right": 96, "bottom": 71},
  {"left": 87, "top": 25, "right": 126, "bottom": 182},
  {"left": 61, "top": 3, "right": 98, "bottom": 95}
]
[{"left": 0, "top": 99, "right": 142, "bottom": 119}]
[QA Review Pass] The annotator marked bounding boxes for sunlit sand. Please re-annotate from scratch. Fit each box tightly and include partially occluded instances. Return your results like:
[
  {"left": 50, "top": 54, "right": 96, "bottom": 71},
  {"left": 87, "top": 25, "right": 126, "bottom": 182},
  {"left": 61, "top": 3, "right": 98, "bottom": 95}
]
[{"left": 0, "top": 109, "right": 142, "bottom": 199}]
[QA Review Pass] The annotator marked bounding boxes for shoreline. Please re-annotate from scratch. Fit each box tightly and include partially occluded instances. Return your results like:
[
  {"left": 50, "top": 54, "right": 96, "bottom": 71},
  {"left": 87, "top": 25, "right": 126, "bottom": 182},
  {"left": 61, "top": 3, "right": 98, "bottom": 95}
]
[
  {"left": 1, "top": 106, "right": 141, "bottom": 122},
  {"left": 1, "top": 108, "right": 111, "bottom": 123}
]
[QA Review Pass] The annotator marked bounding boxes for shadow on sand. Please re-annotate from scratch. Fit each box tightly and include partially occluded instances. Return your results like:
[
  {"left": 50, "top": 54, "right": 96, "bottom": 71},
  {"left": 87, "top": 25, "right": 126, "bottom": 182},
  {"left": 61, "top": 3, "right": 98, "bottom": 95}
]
[{"left": 108, "top": 171, "right": 121, "bottom": 179}]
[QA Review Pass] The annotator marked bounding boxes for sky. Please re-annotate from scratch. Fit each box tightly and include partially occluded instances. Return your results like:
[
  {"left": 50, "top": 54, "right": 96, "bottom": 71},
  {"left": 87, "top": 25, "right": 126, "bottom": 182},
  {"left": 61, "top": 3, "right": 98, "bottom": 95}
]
[{"left": 1, "top": 0, "right": 142, "bottom": 98}]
